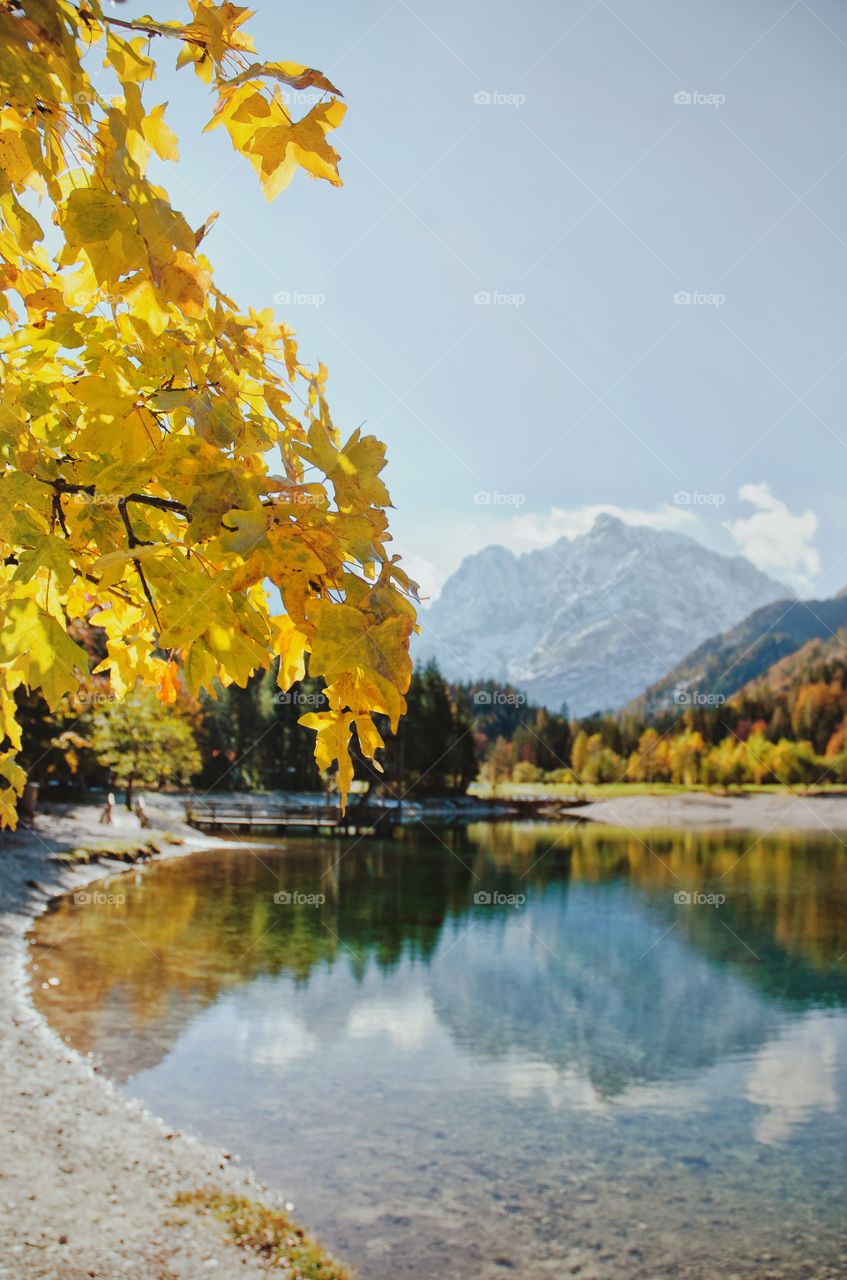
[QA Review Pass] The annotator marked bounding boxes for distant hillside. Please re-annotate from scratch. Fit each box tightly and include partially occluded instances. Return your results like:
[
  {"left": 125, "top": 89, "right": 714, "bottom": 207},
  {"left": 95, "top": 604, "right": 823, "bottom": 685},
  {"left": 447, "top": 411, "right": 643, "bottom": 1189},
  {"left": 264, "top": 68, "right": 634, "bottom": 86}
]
[
  {"left": 630, "top": 595, "right": 847, "bottom": 716},
  {"left": 734, "top": 628, "right": 847, "bottom": 701}
]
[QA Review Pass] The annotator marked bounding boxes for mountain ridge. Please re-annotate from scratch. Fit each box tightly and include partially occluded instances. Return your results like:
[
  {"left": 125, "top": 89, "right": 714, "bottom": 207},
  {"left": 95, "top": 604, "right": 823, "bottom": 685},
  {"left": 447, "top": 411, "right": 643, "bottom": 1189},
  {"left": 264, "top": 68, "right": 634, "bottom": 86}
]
[
  {"left": 416, "top": 515, "right": 789, "bottom": 716},
  {"left": 629, "top": 594, "right": 847, "bottom": 717}
]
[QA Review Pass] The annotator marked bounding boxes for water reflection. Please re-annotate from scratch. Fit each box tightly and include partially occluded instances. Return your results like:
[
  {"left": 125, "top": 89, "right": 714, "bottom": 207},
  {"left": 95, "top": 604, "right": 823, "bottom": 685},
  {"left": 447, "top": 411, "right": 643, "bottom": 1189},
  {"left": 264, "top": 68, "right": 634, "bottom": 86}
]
[{"left": 30, "top": 823, "right": 847, "bottom": 1280}]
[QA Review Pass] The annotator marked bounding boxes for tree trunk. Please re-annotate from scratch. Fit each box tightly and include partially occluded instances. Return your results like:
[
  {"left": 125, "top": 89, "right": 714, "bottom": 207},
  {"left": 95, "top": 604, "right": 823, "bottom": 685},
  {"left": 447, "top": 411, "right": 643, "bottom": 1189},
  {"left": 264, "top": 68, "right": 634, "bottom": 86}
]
[{"left": 126, "top": 774, "right": 135, "bottom": 811}]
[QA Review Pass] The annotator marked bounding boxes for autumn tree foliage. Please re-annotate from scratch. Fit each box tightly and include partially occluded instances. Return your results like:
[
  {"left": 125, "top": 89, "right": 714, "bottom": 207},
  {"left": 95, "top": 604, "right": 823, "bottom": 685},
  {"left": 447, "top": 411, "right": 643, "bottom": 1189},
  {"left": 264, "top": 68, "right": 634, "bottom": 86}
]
[
  {"left": 0, "top": 1, "right": 416, "bottom": 826},
  {"left": 90, "top": 686, "right": 201, "bottom": 810}
]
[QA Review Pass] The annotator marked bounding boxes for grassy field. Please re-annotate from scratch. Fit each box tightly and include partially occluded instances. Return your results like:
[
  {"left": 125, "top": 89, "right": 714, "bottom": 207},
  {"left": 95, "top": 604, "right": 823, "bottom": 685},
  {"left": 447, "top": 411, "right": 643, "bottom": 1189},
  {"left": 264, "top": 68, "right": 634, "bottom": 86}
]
[{"left": 469, "top": 781, "right": 847, "bottom": 801}]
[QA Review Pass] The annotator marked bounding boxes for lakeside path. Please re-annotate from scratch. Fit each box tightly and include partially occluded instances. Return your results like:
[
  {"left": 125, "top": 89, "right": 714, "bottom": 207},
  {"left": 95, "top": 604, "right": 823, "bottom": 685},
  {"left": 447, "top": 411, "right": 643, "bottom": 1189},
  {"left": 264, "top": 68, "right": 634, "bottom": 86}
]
[
  {"left": 0, "top": 801, "right": 348, "bottom": 1280},
  {"left": 564, "top": 789, "right": 847, "bottom": 833}
]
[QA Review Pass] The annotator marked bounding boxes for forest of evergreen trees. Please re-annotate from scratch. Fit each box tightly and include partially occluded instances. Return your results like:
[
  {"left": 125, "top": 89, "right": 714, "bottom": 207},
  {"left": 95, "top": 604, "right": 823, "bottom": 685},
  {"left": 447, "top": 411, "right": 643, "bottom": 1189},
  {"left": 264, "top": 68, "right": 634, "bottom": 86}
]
[{"left": 14, "top": 627, "right": 847, "bottom": 798}]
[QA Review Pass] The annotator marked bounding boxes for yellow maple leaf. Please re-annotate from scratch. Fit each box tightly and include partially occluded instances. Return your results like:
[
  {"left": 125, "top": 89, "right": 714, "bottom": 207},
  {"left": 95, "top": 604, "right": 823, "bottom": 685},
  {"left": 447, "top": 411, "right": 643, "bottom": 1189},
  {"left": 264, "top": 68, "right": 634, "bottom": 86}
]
[
  {"left": 222, "top": 60, "right": 342, "bottom": 97},
  {"left": 0, "top": 602, "right": 89, "bottom": 710},
  {"left": 270, "top": 614, "right": 308, "bottom": 691},
  {"left": 142, "top": 104, "right": 180, "bottom": 162},
  {"left": 156, "top": 660, "right": 180, "bottom": 705},
  {"left": 208, "top": 88, "right": 346, "bottom": 198},
  {"left": 298, "top": 710, "right": 354, "bottom": 807},
  {"left": 296, "top": 421, "right": 390, "bottom": 512}
]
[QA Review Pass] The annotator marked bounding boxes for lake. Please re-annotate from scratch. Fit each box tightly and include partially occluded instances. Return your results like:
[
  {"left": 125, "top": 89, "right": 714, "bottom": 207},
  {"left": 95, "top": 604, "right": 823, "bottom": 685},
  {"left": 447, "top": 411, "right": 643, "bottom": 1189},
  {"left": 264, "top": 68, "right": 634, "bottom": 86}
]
[{"left": 30, "top": 822, "right": 847, "bottom": 1279}]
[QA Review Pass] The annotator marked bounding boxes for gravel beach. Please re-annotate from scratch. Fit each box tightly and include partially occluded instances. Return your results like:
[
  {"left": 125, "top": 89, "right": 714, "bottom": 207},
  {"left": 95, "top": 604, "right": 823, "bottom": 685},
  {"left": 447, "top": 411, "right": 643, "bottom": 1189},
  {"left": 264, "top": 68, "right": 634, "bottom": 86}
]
[
  {"left": 565, "top": 789, "right": 847, "bottom": 833},
  {"left": 0, "top": 800, "right": 337, "bottom": 1280}
]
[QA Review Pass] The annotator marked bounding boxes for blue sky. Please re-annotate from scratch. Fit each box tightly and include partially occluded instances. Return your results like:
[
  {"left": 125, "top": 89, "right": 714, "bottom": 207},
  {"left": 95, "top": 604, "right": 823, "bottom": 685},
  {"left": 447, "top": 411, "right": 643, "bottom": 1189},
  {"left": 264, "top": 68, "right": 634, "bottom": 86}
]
[{"left": 133, "top": 0, "right": 847, "bottom": 601}]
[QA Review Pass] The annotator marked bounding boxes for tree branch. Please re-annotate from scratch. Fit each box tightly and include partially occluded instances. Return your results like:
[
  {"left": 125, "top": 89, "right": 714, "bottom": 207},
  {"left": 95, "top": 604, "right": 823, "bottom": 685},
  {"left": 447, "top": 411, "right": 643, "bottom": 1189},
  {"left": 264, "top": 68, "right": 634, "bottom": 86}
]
[{"left": 118, "top": 499, "right": 161, "bottom": 626}]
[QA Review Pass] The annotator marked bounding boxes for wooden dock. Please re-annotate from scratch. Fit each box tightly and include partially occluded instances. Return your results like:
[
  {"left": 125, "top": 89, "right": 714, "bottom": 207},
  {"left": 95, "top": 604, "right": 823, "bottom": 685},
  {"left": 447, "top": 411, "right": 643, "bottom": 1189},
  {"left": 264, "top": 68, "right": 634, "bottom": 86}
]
[{"left": 184, "top": 799, "right": 400, "bottom": 838}]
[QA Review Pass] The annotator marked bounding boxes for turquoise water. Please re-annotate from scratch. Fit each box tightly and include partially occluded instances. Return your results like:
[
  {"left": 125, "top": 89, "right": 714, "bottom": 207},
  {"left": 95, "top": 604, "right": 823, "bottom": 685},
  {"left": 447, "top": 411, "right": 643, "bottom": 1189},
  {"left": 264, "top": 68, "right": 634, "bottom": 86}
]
[{"left": 31, "top": 823, "right": 847, "bottom": 1278}]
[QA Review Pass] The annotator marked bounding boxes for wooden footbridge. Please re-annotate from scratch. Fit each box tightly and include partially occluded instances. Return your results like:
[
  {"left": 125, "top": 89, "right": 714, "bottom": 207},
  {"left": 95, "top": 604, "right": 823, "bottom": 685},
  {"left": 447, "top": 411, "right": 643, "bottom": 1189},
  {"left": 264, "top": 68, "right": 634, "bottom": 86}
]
[{"left": 184, "top": 798, "right": 401, "bottom": 838}]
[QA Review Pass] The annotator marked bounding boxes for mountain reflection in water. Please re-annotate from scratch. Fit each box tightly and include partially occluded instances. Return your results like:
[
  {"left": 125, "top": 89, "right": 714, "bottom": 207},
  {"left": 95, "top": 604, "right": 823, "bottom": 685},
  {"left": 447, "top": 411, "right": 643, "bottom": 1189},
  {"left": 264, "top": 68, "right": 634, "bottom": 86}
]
[{"left": 31, "top": 823, "right": 847, "bottom": 1280}]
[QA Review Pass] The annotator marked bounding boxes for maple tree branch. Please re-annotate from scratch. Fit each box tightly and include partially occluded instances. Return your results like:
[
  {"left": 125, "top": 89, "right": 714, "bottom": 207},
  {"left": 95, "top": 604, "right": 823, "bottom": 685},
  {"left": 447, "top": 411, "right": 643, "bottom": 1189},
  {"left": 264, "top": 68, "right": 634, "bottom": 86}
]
[
  {"left": 117, "top": 499, "right": 161, "bottom": 627},
  {"left": 124, "top": 493, "right": 188, "bottom": 517},
  {"left": 44, "top": 478, "right": 188, "bottom": 518},
  {"left": 51, "top": 491, "right": 70, "bottom": 538},
  {"left": 85, "top": 9, "right": 208, "bottom": 50},
  {"left": 117, "top": 499, "right": 152, "bottom": 551}
]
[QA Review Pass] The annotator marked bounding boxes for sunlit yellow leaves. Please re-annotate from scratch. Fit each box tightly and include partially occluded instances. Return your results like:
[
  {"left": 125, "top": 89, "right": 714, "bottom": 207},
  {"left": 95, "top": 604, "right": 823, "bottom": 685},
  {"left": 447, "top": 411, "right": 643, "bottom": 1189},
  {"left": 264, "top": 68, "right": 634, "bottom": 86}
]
[
  {"left": 183, "top": 639, "right": 217, "bottom": 695},
  {"left": 13, "top": 534, "right": 76, "bottom": 592},
  {"left": 217, "top": 508, "right": 269, "bottom": 558},
  {"left": 325, "top": 669, "right": 406, "bottom": 733},
  {"left": 222, "top": 60, "right": 342, "bottom": 97},
  {"left": 0, "top": 675, "right": 23, "bottom": 753},
  {"left": 0, "top": 0, "right": 414, "bottom": 819},
  {"left": 23, "top": 287, "right": 63, "bottom": 317},
  {"left": 105, "top": 34, "right": 156, "bottom": 84},
  {"left": 157, "top": 660, "right": 180, "bottom": 705},
  {"left": 308, "top": 600, "right": 410, "bottom": 696},
  {"left": 299, "top": 710, "right": 355, "bottom": 805},
  {"left": 0, "top": 601, "right": 89, "bottom": 710},
  {"left": 296, "top": 421, "right": 391, "bottom": 513},
  {"left": 90, "top": 544, "right": 155, "bottom": 590},
  {"left": 177, "top": 1, "right": 255, "bottom": 82},
  {"left": 352, "top": 712, "right": 385, "bottom": 765},
  {"left": 191, "top": 388, "right": 242, "bottom": 445},
  {"left": 120, "top": 406, "right": 162, "bottom": 463},
  {"left": 270, "top": 614, "right": 308, "bottom": 692},
  {"left": 0, "top": 124, "right": 39, "bottom": 190},
  {"left": 72, "top": 372, "right": 135, "bottom": 418},
  {"left": 208, "top": 86, "right": 346, "bottom": 199},
  {"left": 156, "top": 250, "right": 211, "bottom": 317},
  {"left": 60, "top": 187, "right": 145, "bottom": 284},
  {"left": 0, "top": 752, "right": 26, "bottom": 830},
  {"left": 0, "top": 787, "right": 19, "bottom": 831},
  {"left": 142, "top": 103, "right": 180, "bottom": 162},
  {"left": 203, "top": 617, "right": 266, "bottom": 687}
]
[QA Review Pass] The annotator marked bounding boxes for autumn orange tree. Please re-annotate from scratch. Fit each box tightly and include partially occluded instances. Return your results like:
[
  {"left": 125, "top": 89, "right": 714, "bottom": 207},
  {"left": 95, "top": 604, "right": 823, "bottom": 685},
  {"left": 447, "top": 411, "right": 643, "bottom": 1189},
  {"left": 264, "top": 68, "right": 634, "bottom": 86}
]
[{"left": 0, "top": 0, "right": 416, "bottom": 826}]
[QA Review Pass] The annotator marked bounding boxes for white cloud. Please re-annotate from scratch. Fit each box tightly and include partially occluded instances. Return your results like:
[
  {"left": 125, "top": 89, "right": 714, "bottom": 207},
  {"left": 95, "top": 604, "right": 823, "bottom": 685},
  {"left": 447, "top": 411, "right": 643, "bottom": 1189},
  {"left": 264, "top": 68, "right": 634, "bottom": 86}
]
[
  {"left": 495, "top": 502, "right": 696, "bottom": 553},
  {"left": 746, "top": 1014, "right": 838, "bottom": 1146},
  {"left": 347, "top": 992, "right": 438, "bottom": 1051},
  {"left": 725, "top": 483, "right": 820, "bottom": 594},
  {"left": 397, "top": 552, "right": 449, "bottom": 605}
]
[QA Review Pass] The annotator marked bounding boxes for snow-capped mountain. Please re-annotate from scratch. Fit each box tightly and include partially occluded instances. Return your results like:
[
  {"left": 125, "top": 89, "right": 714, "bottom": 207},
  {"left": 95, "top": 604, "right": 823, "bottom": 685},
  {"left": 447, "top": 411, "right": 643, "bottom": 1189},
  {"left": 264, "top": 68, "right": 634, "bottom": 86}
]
[{"left": 414, "top": 514, "right": 790, "bottom": 715}]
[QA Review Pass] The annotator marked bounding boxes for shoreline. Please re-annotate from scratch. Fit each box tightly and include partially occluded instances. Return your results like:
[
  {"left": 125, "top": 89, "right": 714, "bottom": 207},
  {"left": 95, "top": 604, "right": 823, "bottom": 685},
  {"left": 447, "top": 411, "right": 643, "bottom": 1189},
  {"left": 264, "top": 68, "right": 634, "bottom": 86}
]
[
  {"left": 560, "top": 789, "right": 847, "bottom": 832},
  {"left": 0, "top": 799, "right": 349, "bottom": 1280}
]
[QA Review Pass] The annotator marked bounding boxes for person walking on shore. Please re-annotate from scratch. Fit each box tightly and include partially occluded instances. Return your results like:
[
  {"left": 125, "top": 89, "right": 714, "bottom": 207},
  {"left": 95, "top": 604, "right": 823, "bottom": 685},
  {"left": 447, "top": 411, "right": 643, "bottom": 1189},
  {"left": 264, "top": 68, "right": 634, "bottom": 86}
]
[{"left": 99, "top": 792, "right": 115, "bottom": 826}]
